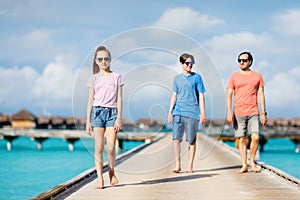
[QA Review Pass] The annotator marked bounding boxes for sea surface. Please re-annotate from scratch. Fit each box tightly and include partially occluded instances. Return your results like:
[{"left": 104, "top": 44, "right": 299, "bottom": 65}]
[
  {"left": 0, "top": 136, "right": 143, "bottom": 200},
  {"left": 0, "top": 134, "right": 299, "bottom": 200}
]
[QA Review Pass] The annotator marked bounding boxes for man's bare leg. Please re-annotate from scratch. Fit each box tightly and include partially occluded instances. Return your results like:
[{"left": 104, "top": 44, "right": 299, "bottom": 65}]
[
  {"left": 173, "top": 139, "right": 181, "bottom": 173},
  {"left": 237, "top": 137, "right": 248, "bottom": 173},
  {"left": 249, "top": 133, "right": 260, "bottom": 172}
]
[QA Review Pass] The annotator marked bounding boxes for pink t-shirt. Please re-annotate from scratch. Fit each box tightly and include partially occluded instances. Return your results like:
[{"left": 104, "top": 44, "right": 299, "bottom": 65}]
[
  {"left": 227, "top": 71, "right": 264, "bottom": 116},
  {"left": 86, "top": 72, "right": 124, "bottom": 108}
]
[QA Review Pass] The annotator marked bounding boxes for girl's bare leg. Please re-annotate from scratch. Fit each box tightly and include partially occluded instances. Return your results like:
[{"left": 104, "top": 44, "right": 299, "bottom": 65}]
[
  {"left": 106, "top": 127, "right": 119, "bottom": 185},
  {"left": 94, "top": 127, "right": 105, "bottom": 189}
]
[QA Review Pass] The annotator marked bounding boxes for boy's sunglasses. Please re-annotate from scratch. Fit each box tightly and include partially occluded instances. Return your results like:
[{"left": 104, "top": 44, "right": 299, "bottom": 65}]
[
  {"left": 184, "top": 61, "right": 195, "bottom": 66},
  {"left": 97, "top": 57, "right": 110, "bottom": 62},
  {"left": 238, "top": 58, "right": 248, "bottom": 63}
]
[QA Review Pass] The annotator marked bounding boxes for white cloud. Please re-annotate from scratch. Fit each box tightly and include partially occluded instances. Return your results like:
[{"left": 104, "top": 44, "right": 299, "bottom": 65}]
[
  {"left": 32, "top": 55, "right": 77, "bottom": 101},
  {"left": 203, "top": 31, "right": 272, "bottom": 77},
  {"left": 0, "top": 53, "right": 79, "bottom": 115},
  {"left": 1, "top": 28, "right": 57, "bottom": 64},
  {"left": 266, "top": 67, "right": 300, "bottom": 107},
  {"left": 0, "top": 65, "right": 38, "bottom": 110},
  {"left": 272, "top": 9, "right": 300, "bottom": 36},
  {"left": 152, "top": 7, "right": 225, "bottom": 33}
]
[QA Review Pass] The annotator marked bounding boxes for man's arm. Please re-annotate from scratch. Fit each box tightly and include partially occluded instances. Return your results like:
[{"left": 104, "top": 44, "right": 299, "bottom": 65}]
[
  {"left": 258, "top": 86, "right": 267, "bottom": 127},
  {"left": 226, "top": 89, "right": 234, "bottom": 124}
]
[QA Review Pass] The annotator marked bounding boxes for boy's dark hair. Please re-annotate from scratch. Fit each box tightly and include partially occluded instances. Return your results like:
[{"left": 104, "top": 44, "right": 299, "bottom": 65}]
[
  {"left": 238, "top": 52, "right": 253, "bottom": 66},
  {"left": 179, "top": 53, "right": 195, "bottom": 64}
]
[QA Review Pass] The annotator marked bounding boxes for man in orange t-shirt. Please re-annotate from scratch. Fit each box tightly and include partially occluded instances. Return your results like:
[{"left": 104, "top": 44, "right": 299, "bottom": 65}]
[{"left": 227, "top": 52, "right": 267, "bottom": 174}]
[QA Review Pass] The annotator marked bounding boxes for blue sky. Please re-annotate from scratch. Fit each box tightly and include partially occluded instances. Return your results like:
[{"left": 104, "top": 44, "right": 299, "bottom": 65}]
[{"left": 1, "top": 0, "right": 300, "bottom": 123}]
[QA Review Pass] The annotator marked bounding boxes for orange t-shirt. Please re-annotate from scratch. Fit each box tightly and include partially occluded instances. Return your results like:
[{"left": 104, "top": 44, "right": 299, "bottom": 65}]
[{"left": 227, "top": 71, "right": 264, "bottom": 116}]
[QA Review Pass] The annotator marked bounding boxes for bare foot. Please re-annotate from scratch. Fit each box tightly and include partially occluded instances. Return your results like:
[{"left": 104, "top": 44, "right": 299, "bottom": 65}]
[
  {"left": 250, "top": 163, "right": 260, "bottom": 173},
  {"left": 185, "top": 170, "right": 193, "bottom": 173},
  {"left": 109, "top": 168, "right": 119, "bottom": 185},
  {"left": 95, "top": 178, "right": 104, "bottom": 189},
  {"left": 237, "top": 165, "right": 248, "bottom": 174},
  {"left": 172, "top": 167, "right": 181, "bottom": 173}
]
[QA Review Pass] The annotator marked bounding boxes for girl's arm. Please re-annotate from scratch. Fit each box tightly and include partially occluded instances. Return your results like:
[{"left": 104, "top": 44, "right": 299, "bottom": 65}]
[
  {"left": 114, "top": 85, "right": 123, "bottom": 133},
  {"left": 86, "top": 87, "right": 94, "bottom": 135}
]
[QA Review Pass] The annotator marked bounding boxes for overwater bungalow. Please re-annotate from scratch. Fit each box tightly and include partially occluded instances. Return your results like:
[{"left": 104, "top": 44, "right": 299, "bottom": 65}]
[
  {"left": 11, "top": 109, "right": 36, "bottom": 129},
  {"left": 0, "top": 114, "right": 12, "bottom": 128}
]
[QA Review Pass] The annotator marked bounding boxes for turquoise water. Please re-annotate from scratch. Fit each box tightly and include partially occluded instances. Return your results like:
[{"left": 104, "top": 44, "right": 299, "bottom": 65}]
[
  {"left": 224, "top": 138, "right": 300, "bottom": 179},
  {"left": 0, "top": 136, "right": 143, "bottom": 200}
]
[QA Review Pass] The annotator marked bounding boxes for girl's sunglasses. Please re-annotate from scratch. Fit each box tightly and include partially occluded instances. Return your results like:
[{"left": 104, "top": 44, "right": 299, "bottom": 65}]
[{"left": 97, "top": 57, "right": 110, "bottom": 62}]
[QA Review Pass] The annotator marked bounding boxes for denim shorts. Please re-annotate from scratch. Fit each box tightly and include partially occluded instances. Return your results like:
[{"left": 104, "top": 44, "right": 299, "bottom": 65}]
[
  {"left": 172, "top": 115, "right": 199, "bottom": 144},
  {"left": 233, "top": 115, "right": 260, "bottom": 138},
  {"left": 90, "top": 106, "right": 117, "bottom": 128}
]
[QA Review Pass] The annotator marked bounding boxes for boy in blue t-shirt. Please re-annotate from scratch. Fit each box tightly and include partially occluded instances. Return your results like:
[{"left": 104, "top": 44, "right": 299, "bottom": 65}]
[{"left": 167, "top": 53, "right": 206, "bottom": 173}]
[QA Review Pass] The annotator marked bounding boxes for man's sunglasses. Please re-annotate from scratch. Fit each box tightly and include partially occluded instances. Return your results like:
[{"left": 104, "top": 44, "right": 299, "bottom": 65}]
[{"left": 238, "top": 58, "right": 248, "bottom": 63}]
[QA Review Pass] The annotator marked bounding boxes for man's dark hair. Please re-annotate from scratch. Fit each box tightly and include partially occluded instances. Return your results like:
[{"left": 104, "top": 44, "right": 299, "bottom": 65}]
[{"left": 238, "top": 52, "right": 253, "bottom": 66}]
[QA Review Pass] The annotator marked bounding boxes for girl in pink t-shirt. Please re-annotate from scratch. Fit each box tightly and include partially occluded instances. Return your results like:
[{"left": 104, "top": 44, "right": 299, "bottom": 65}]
[{"left": 86, "top": 46, "right": 123, "bottom": 189}]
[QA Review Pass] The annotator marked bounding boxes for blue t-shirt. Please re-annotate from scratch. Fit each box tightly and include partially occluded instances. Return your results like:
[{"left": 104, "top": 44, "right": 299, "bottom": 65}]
[{"left": 172, "top": 72, "right": 206, "bottom": 120}]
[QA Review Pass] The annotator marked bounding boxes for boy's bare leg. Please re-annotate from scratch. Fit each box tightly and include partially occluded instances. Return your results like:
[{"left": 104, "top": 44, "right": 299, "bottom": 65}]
[
  {"left": 237, "top": 137, "right": 248, "bottom": 173},
  {"left": 186, "top": 142, "right": 196, "bottom": 173},
  {"left": 173, "top": 139, "right": 181, "bottom": 173},
  {"left": 249, "top": 133, "right": 260, "bottom": 172}
]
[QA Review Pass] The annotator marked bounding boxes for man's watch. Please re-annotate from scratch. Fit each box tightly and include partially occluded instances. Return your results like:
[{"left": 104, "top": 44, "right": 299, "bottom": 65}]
[{"left": 261, "top": 112, "right": 267, "bottom": 116}]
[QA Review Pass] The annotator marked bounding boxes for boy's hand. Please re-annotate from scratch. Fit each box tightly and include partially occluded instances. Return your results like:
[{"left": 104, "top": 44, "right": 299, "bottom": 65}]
[{"left": 200, "top": 114, "right": 206, "bottom": 124}]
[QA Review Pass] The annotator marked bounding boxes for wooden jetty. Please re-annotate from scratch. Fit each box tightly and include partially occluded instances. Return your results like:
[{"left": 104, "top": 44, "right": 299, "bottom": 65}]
[
  {"left": 31, "top": 133, "right": 300, "bottom": 200},
  {"left": 0, "top": 128, "right": 158, "bottom": 151}
]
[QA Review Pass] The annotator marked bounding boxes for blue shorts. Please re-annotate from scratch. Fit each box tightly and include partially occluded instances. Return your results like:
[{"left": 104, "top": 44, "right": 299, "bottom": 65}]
[
  {"left": 233, "top": 115, "right": 260, "bottom": 138},
  {"left": 172, "top": 115, "right": 199, "bottom": 144},
  {"left": 90, "top": 106, "right": 117, "bottom": 128}
]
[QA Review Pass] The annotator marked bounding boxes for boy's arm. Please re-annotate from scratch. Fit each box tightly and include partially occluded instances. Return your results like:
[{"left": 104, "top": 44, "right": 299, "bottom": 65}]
[
  {"left": 199, "top": 93, "right": 206, "bottom": 124},
  {"left": 167, "top": 93, "right": 177, "bottom": 124}
]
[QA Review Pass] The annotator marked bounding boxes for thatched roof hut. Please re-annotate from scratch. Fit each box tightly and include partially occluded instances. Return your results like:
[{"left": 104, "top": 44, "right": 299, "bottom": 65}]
[{"left": 11, "top": 109, "right": 36, "bottom": 129}]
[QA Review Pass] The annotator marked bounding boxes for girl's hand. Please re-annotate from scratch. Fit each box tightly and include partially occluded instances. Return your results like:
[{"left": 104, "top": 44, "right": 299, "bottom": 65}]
[
  {"left": 114, "top": 118, "right": 122, "bottom": 133},
  {"left": 86, "top": 123, "right": 93, "bottom": 136}
]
